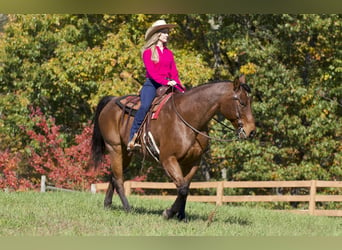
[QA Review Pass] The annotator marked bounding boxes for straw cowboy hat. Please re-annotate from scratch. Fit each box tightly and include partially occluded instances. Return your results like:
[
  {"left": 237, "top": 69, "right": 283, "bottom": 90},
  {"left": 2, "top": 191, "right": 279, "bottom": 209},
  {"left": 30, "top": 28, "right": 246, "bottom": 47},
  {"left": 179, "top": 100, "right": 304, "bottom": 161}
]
[{"left": 145, "top": 20, "right": 177, "bottom": 41}]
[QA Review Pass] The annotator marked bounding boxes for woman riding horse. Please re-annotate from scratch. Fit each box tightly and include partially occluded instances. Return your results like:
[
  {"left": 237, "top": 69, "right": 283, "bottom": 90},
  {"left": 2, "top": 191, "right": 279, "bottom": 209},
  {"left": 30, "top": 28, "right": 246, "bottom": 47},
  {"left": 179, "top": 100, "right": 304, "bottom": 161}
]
[
  {"left": 92, "top": 73, "right": 256, "bottom": 221},
  {"left": 128, "top": 20, "right": 186, "bottom": 151},
  {"left": 92, "top": 21, "right": 256, "bottom": 221}
]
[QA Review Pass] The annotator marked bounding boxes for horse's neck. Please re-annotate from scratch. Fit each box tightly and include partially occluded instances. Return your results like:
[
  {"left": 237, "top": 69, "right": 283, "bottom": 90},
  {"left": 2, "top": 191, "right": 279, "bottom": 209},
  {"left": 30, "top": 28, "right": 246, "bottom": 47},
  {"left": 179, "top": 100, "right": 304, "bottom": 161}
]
[{"left": 177, "top": 82, "right": 229, "bottom": 128}]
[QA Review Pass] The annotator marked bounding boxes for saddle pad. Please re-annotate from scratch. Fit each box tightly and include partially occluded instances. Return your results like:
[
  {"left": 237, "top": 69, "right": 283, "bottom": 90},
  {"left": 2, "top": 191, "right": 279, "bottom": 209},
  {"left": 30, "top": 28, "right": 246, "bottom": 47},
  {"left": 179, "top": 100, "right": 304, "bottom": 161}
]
[
  {"left": 115, "top": 95, "right": 140, "bottom": 116},
  {"left": 115, "top": 93, "right": 173, "bottom": 119}
]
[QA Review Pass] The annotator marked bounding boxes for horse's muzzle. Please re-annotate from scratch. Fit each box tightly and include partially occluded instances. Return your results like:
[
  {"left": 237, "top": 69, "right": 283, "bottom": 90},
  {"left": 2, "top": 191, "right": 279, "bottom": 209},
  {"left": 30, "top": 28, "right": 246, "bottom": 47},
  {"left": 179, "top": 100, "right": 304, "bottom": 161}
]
[
  {"left": 238, "top": 127, "right": 256, "bottom": 139},
  {"left": 237, "top": 127, "right": 247, "bottom": 139}
]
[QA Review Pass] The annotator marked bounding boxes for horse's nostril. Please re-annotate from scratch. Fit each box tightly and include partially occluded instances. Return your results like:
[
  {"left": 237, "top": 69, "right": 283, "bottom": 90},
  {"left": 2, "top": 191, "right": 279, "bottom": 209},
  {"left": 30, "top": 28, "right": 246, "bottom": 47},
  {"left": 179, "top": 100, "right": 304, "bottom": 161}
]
[{"left": 249, "top": 130, "right": 256, "bottom": 138}]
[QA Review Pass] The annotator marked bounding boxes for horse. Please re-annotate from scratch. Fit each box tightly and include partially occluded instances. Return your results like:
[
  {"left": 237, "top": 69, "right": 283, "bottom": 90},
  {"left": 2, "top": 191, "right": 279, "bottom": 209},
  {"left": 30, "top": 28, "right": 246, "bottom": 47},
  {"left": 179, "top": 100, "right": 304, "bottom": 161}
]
[{"left": 91, "top": 75, "right": 256, "bottom": 221}]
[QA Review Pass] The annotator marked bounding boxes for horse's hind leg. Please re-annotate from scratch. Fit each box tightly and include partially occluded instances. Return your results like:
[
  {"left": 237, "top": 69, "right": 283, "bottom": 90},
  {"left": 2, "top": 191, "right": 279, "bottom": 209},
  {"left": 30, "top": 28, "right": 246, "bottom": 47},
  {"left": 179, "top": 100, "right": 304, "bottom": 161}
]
[
  {"left": 104, "top": 142, "right": 131, "bottom": 211},
  {"left": 104, "top": 174, "right": 115, "bottom": 208}
]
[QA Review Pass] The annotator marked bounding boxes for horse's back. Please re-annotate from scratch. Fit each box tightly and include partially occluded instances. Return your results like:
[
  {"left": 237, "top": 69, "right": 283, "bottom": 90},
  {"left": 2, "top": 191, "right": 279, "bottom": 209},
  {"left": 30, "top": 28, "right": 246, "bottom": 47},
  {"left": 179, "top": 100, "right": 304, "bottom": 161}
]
[{"left": 98, "top": 96, "right": 131, "bottom": 145}]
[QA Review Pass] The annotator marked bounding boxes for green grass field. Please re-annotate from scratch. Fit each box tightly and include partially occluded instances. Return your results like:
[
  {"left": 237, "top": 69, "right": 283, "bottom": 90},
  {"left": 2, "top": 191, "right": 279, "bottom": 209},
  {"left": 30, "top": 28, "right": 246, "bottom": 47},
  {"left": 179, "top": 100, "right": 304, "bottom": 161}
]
[{"left": 0, "top": 191, "right": 341, "bottom": 236}]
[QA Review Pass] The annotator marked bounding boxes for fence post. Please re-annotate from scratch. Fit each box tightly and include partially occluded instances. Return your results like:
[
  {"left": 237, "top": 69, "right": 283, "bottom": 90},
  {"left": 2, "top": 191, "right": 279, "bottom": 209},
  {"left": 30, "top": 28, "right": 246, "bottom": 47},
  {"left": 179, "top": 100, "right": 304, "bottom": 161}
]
[
  {"left": 309, "top": 180, "right": 317, "bottom": 215},
  {"left": 216, "top": 181, "right": 224, "bottom": 206},
  {"left": 90, "top": 184, "right": 96, "bottom": 194},
  {"left": 40, "top": 175, "right": 46, "bottom": 193},
  {"left": 124, "top": 181, "right": 132, "bottom": 196}
]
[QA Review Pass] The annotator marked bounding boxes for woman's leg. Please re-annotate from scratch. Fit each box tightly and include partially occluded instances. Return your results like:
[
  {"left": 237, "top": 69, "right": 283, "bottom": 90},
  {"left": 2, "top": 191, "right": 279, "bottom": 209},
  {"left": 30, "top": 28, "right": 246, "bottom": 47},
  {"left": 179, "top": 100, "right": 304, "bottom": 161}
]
[{"left": 129, "top": 80, "right": 157, "bottom": 143}]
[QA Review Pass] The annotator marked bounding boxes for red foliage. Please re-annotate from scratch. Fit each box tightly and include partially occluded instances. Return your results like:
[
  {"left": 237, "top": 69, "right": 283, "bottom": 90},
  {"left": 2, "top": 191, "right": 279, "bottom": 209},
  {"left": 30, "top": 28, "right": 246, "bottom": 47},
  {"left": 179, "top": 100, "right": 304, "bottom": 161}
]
[
  {"left": 0, "top": 107, "right": 110, "bottom": 191},
  {"left": 0, "top": 150, "right": 34, "bottom": 191},
  {"left": 0, "top": 106, "right": 157, "bottom": 192}
]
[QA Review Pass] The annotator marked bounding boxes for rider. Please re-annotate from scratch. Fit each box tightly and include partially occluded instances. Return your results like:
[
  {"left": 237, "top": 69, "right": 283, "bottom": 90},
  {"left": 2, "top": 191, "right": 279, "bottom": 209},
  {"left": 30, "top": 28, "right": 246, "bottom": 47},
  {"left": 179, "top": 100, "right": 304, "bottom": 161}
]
[{"left": 127, "top": 19, "right": 186, "bottom": 151}]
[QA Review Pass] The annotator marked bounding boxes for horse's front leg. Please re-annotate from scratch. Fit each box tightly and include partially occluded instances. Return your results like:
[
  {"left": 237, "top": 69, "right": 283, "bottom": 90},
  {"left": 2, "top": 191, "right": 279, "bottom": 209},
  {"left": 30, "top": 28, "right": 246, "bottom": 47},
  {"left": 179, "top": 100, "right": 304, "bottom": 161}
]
[
  {"left": 162, "top": 183, "right": 189, "bottom": 221},
  {"left": 161, "top": 156, "right": 191, "bottom": 221},
  {"left": 175, "top": 165, "right": 199, "bottom": 220}
]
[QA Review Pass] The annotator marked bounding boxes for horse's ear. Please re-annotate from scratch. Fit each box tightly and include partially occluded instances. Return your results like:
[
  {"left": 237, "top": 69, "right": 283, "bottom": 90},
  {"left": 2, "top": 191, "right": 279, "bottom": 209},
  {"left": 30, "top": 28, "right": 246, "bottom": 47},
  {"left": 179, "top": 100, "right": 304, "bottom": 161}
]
[
  {"left": 234, "top": 74, "right": 246, "bottom": 91},
  {"left": 239, "top": 74, "right": 246, "bottom": 84},
  {"left": 233, "top": 76, "right": 241, "bottom": 91}
]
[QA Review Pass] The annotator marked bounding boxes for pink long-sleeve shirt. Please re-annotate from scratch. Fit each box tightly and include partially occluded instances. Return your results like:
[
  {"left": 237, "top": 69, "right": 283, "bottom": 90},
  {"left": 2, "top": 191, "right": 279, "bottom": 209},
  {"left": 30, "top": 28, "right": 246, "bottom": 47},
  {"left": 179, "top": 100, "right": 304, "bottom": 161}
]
[{"left": 143, "top": 46, "right": 185, "bottom": 92}]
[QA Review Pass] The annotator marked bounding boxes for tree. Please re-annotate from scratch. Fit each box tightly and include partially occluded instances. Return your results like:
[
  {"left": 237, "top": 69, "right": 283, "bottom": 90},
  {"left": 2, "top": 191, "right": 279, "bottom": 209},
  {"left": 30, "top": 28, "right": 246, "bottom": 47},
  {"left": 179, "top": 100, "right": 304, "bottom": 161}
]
[
  {"left": 0, "top": 14, "right": 213, "bottom": 147},
  {"left": 0, "top": 14, "right": 214, "bottom": 189},
  {"left": 0, "top": 14, "right": 341, "bottom": 191},
  {"left": 205, "top": 14, "right": 341, "bottom": 181}
]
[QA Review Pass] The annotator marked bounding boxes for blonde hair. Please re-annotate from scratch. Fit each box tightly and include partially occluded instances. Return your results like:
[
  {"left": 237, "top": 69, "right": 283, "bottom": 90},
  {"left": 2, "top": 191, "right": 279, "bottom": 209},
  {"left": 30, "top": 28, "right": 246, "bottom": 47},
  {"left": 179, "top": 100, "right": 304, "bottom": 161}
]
[{"left": 141, "top": 32, "right": 163, "bottom": 63}]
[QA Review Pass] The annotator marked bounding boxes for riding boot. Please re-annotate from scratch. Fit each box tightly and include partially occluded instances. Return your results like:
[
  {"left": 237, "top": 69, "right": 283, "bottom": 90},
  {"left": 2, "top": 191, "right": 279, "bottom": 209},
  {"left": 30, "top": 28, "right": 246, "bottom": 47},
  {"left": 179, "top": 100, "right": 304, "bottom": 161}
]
[{"left": 127, "top": 133, "right": 141, "bottom": 151}]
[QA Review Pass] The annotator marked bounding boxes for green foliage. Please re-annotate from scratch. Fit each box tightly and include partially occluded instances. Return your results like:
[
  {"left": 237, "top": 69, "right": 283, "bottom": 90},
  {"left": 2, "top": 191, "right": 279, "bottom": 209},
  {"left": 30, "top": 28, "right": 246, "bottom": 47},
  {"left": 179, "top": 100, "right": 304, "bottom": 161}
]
[
  {"left": 0, "top": 14, "right": 341, "bottom": 187},
  {"left": 205, "top": 14, "right": 341, "bottom": 182}
]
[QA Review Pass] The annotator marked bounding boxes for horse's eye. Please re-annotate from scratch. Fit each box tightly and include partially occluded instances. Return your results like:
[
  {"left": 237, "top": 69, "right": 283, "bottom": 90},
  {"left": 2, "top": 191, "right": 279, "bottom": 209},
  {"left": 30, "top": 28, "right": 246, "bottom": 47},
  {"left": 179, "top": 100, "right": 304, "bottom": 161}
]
[{"left": 240, "top": 101, "right": 247, "bottom": 107}]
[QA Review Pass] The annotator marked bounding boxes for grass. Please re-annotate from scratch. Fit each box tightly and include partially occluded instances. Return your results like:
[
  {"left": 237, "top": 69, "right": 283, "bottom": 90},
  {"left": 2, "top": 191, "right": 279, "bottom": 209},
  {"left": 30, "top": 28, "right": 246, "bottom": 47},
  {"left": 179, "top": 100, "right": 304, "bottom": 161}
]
[{"left": 0, "top": 191, "right": 341, "bottom": 236}]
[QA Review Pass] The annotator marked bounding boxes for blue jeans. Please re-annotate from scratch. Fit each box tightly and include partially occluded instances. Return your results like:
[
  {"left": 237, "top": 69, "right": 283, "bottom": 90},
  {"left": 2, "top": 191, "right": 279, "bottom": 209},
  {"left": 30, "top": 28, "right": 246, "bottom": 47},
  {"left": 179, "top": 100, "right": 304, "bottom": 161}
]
[{"left": 129, "top": 78, "right": 161, "bottom": 140}]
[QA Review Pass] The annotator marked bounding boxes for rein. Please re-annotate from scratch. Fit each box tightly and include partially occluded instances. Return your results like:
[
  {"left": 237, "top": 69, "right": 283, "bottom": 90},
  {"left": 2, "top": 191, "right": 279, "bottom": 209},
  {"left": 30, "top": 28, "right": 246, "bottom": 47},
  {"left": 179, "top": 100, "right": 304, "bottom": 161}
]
[
  {"left": 170, "top": 87, "right": 239, "bottom": 142},
  {"left": 212, "top": 117, "right": 236, "bottom": 132}
]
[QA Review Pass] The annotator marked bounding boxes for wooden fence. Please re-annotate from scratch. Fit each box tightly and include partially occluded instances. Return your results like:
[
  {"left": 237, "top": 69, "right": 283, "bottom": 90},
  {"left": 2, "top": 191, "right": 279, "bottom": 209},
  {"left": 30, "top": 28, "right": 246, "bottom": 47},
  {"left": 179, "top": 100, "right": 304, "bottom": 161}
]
[
  {"left": 90, "top": 180, "right": 342, "bottom": 217},
  {"left": 40, "top": 175, "right": 75, "bottom": 193}
]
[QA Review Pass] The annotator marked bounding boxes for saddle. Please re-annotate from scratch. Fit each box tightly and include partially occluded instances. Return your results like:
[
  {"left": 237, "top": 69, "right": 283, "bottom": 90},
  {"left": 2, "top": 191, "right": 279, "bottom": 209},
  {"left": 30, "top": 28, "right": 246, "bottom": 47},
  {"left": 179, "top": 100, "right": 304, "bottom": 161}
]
[
  {"left": 115, "top": 86, "right": 174, "bottom": 161},
  {"left": 115, "top": 86, "right": 173, "bottom": 119}
]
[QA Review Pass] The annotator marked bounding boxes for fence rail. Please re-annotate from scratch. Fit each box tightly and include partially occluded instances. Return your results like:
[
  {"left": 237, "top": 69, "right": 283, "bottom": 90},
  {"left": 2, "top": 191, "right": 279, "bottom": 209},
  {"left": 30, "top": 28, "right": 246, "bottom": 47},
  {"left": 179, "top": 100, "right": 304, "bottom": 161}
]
[
  {"left": 90, "top": 180, "right": 342, "bottom": 217},
  {"left": 40, "top": 175, "right": 76, "bottom": 193}
]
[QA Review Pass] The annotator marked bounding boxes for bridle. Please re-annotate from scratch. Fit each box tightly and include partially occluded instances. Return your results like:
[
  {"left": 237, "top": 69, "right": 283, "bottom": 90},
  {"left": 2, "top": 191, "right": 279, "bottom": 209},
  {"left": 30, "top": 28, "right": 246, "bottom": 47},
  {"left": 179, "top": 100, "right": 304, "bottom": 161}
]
[
  {"left": 170, "top": 86, "right": 247, "bottom": 142},
  {"left": 233, "top": 93, "right": 247, "bottom": 139}
]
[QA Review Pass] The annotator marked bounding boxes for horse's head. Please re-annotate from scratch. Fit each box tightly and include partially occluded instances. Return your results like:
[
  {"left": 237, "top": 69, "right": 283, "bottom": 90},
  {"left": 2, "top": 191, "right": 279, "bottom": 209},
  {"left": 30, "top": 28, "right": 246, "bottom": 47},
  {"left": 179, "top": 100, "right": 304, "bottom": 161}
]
[{"left": 220, "top": 75, "right": 256, "bottom": 139}]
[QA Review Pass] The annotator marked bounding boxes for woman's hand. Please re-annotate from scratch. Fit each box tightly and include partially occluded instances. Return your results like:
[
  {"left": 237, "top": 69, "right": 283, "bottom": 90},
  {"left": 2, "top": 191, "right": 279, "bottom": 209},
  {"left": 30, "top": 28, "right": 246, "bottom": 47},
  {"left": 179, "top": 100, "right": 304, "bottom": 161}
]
[{"left": 167, "top": 80, "right": 177, "bottom": 86}]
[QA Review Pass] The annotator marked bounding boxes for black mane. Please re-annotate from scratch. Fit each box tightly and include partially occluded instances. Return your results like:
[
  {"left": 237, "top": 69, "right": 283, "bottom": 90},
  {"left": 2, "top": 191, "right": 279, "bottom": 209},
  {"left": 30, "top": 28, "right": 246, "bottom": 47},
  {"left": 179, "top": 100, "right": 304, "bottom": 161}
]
[{"left": 187, "top": 80, "right": 252, "bottom": 93}]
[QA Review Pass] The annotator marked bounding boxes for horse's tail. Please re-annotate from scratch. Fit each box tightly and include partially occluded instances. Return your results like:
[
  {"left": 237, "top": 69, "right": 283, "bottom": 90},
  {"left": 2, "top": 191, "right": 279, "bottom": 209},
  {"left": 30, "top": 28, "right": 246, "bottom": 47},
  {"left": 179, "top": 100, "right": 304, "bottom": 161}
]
[{"left": 91, "top": 96, "right": 115, "bottom": 168}]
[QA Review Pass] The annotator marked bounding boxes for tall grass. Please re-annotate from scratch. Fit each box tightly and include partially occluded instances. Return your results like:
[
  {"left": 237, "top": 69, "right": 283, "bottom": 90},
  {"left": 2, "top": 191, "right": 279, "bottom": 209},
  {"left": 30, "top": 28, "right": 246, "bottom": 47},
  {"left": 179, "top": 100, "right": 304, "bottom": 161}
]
[{"left": 0, "top": 191, "right": 341, "bottom": 236}]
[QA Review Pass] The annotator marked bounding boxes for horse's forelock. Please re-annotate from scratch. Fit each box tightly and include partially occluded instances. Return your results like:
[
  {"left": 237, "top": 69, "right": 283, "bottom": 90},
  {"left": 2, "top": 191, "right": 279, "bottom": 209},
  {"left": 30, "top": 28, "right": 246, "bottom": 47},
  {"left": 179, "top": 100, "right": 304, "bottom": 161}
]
[{"left": 241, "top": 83, "right": 251, "bottom": 93}]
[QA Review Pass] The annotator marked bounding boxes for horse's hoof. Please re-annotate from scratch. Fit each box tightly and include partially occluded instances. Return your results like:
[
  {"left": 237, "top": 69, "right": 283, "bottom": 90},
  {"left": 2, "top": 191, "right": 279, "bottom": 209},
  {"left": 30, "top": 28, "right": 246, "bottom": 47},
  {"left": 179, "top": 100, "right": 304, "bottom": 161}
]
[
  {"left": 162, "top": 209, "right": 173, "bottom": 220},
  {"left": 180, "top": 217, "right": 188, "bottom": 223},
  {"left": 104, "top": 202, "right": 112, "bottom": 209},
  {"left": 123, "top": 205, "right": 131, "bottom": 213},
  {"left": 177, "top": 212, "right": 187, "bottom": 222}
]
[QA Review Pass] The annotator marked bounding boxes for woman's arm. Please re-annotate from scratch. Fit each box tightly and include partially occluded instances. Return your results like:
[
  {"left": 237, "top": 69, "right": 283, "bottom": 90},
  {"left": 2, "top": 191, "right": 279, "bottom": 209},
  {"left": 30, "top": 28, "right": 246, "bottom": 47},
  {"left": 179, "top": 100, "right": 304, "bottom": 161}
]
[{"left": 142, "top": 49, "right": 169, "bottom": 85}]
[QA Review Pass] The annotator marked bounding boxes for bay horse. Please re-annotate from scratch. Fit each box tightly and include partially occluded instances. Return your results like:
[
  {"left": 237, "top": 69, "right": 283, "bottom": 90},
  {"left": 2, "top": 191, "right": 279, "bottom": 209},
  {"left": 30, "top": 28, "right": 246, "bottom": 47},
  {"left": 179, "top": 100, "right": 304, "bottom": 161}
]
[{"left": 91, "top": 75, "right": 256, "bottom": 220}]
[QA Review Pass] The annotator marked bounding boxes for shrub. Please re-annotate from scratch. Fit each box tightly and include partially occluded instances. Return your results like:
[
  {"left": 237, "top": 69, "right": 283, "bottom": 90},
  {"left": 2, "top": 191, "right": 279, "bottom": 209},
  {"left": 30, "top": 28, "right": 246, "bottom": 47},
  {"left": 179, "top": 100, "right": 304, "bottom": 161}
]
[
  {"left": 0, "top": 107, "right": 110, "bottom": 191},
  {"left": 0, "top": 150, "right": 34, "bottom": 191}
]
